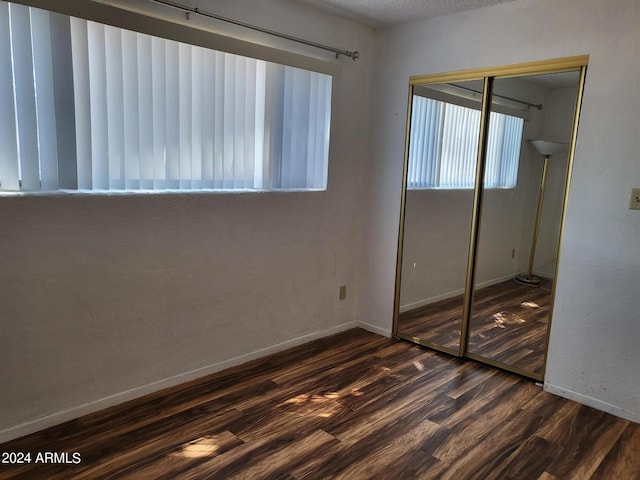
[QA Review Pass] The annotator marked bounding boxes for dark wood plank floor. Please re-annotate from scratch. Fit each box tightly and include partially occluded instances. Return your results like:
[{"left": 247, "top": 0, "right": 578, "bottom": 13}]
[
  {"left": 1, "top": 328, "right": 638, "bottom": 479},
  {"left": 398, "top": 279, "right": 552, "bottom": 374}
]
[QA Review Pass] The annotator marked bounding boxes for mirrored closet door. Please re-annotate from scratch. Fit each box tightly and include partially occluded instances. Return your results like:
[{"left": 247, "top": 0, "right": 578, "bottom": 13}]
[
  {"left": 393, "top": 57, "right": 587, "bottom": 380},
  {"left": 395, "top": 80, "right": 484, "bottom": 355}
]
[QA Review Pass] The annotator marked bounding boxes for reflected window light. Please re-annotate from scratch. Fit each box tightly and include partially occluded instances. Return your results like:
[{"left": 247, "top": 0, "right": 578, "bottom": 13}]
[{"left": 521, "top": 301, "right": 540, "bottom": 308}]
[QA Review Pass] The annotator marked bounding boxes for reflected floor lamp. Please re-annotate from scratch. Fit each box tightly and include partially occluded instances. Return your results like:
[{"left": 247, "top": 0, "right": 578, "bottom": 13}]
[{"left": 516, "top": 140, "right": 566, "bottom": 285}]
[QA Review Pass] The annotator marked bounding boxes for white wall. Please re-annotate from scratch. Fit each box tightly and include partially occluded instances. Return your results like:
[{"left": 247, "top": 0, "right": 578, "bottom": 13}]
[
  {"left": 0, "top": 0, "right": 374, "bottom": 441},
  {"left": 534, "top": 86, "right": 579, "bottom": 277},
  {"left": 363, "top": 0, "right": 640, "bottom": 421}
]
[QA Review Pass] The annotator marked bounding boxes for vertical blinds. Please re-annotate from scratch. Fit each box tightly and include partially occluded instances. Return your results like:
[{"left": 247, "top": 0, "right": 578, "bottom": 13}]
[
  {"left": 408, "top": 95, "right": 524, "bottom": 189},
  {"left": 0, "top": 1, "right": 332, "bottom": 192}
]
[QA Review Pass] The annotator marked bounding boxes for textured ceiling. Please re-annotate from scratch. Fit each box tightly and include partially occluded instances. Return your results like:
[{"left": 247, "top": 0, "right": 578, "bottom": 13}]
[{"left": 293, "top": 0, "right": 519, "bottom": 27}]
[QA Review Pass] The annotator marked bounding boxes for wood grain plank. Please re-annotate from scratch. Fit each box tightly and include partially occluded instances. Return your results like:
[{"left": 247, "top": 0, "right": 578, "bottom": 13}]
[
  {"left": 104, "top": 430, "right": 242, "bottom": 480},
  {"left": 538, "top": 472, "right": 559, "bottom": 480},
  {"left": 399, "top": 278, "right": 551, "bottom": 373},
  {"left": 438, "top": 408, "right": 546, "bottom": 479},
  {"left": 590, "top": 422, "right": 640, "bottom": 480},
  {"left": 488, "top": 434, "right": 557, "bottom": 480},
  {"left": 431, "top": 380, "right": 537, "bottom": 464},
  {"left": 544, "top": 406, "right": 629, "bottom": 479},
  {"left": 0, "top": 328, "right": 636, "bottom": 480},
  {"left": 330, "top": 418, "right": 441, "bottom": 479}
]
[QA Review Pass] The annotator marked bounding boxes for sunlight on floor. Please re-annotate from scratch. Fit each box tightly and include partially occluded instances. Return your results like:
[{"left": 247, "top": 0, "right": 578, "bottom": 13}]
[
  {"left": 280, "top": 392, "right": 343, "bottom": 418},
  {"left": 284, "top": 392, "right": 339, "bottom": 405},
  {"left": 521, "top": 301, "right": 540, "bottom": 308},
  {"left": 175, "top": 437, "right": 220, "bottom": 459},
  {"left": 492, "top": 311, "right": 526, "bottom": 328}
]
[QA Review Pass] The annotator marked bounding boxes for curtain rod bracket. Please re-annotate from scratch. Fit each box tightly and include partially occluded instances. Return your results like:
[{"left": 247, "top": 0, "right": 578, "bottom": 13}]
[{"left": 150, "top": 0, "right": 360, "bottom": 61}]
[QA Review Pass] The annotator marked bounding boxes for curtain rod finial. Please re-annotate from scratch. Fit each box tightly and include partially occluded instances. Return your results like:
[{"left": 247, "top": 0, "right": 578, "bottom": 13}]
[{"left": 340, "top": 51, "right": 359, "bottom": 61}]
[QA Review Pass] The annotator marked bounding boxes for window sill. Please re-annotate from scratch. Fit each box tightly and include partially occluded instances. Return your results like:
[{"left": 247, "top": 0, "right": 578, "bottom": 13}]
[{"left": 0, "top": 188, "right": 326, "bottom": 198}]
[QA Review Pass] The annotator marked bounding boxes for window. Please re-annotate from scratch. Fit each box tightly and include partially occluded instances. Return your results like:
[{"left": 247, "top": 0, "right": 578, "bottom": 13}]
[
  {"left": 0, "top": 1, "right": 332, "bottom": 193},
  {"left": 408, "top": 95, "right": 524, "bottom": 189}
]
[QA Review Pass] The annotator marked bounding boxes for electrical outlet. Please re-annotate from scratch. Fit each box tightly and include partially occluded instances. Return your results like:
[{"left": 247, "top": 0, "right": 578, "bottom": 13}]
[
  {"left": 630, "top": 188, "right": 640, "bottom": 210},
  {"left": 339, "top": 285, "right": 347, "bottom": 300}
]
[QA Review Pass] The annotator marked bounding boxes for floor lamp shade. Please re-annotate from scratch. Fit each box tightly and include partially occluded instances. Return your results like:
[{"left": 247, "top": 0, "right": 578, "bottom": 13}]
[{"left": 530, "top": 140, "right": 566, "bottom": 156}]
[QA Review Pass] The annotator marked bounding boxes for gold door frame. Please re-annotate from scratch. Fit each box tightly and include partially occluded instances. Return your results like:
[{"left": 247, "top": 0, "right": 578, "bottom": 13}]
[{"left": 393, "top": 56, "right": 589, "bottom": 380}]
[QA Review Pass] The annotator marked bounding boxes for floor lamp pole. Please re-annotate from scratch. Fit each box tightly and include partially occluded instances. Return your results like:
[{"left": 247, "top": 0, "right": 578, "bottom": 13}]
[
  {"left": 517, "top": 140, "right": 565, "bottom": 285},
  {"left": 518, "top": 154, "right": 550, "bottom": 285}
]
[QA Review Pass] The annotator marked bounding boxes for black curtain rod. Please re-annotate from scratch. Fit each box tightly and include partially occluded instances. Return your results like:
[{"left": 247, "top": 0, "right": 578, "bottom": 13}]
[{"left": 150, "top": 0, "right": 360, "bottom": 61}]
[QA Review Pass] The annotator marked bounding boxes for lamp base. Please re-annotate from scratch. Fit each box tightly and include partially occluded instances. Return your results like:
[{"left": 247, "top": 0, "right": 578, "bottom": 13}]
[{"left": 515, "top": 273, "right": 542, "bottom": 285}]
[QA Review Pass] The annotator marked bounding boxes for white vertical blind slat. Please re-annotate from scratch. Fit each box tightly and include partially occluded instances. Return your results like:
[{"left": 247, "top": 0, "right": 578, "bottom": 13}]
[
  {"left": 122, "top": 29, "right": 140, "bottom": 189},
  {"left": 10, "top": 4, "right": 39, "bottom": 190},
  {"left": 296, "top": 70, "right": 311, "bottom": 189},
  {"left": 315, "top": 72, "right": 329, "bottom": 189},
  {"left": 31, "top": 8, "right": 59, "bottom": 190},
  {"left": 213, "top": 51, "right": 225, "bottom": 188},
  {"left": 262, "top": 62, "right": 277, "bottom": 189},
  {"left": 70, "top": 17, "right": 91, "bottom": 189},
  {"left": 151, "top": 36, "right": 166, "bottom": 189},
  {"left": 315, "top": 74, "right": 328, "bottom": 189},
  {"left": 253, "top": 60, "right": 266, "bottom": 189},
  {"left": 440, "top": 104, "right": 453, "bottom": 188},
  {"left": 190, "top": 45, "right": 203, "bottom": 190},
  {"left": 105, "top": 25, "right": 124, "bottom": 190},
  {"left": 233, "top": 57, "right": 246, "bottom": 189},
  {"left": 307, "top": 72, "right": 319, "bottom": 188},
  {"left": 424, "top": 98, "right": 434, "bottom": 186},
  {"left": 270, "top": 64, "right": 285, "bottom": 189},
  {"left": 415, "top": 98, "right": 427, "bottom": 187},
  {"left": 87, "top": 22, "right": 108, "bottom": 189},
  {"left": 281, "top": 68, "right": 294, "bottom": 189},
  {"left": 318, "top": 75, "right": 331, "bottom": 189},
  {"left": 222, "top": 54, "right": 235, "bottom": 189},
  {"left": 243, "top": 58, "right": 256, "bottom": 189},
  {"left": 164, "top": 41, "right": 179, "bottom": 189},
  {"left": 137, "top": 33, "right": 153, "bottom": 189},
  {"left": 49, "top": 12, "right": 77, "bottom": 189},
  {"left": 201, "top": 49, "right": 215, "bottom": 189},
  {"left": 502, "top": 115, "right": 523, "bottom": 187},
  {"left": 0, "top": 2, "right": 19, "bottom": 190},
  {"left": 408, "top": 97, "right": 421, "bottom": 187},
  {"left": 427, "top": 99, "right": 441, "bottom": 187},
  {"left": 178, "top": 42, "right": 191, "bottom": 189}
]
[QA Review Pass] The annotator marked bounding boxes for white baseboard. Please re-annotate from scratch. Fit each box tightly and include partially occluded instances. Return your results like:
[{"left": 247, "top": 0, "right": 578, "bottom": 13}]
[
  {"left": 399, "top": 273, "right": 517, "bottom": 313},
  {"left": 544, "top": 383, "right": 640, "bottom": 423},
  {"left": 357, "top": 320, "right": 392, "bottom": 338},
  {"left": 0, "top": 321, "right": 357, "bottom": 444},
  {"left": 399, "top": 286, "right": 465, "bottom": 313}
]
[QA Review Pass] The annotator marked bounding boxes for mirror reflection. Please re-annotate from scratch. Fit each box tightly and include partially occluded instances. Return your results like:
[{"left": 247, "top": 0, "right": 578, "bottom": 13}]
[
  {"left": 395, "top": 66, "right": 583, "bottom": 379},
  {"left": 396, "top": 80, "right": 483, "bottom": 352},
  {"left": 468, "top": 71, "right": 580, "bottom": 375}
]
